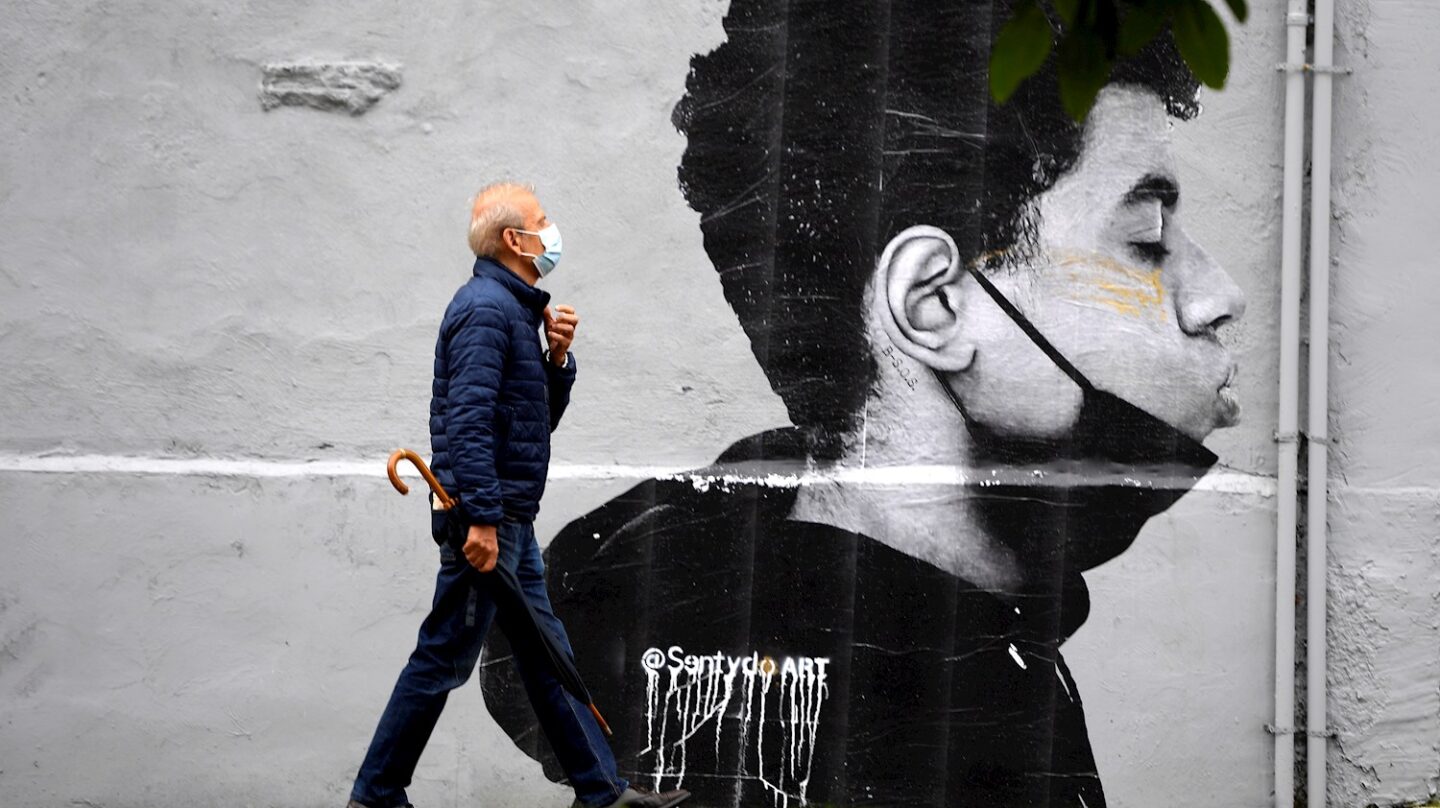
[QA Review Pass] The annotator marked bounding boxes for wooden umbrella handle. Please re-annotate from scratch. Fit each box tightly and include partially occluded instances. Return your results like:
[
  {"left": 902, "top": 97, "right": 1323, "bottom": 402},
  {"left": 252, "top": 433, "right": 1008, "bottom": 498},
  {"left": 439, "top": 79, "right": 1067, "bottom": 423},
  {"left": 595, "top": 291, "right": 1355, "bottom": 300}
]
[
  {"left": 588, "top": 703, "right": 613, "bottom": 737},
  {"left": 386, "top": 449, "right": 456, "bottom": 511}
]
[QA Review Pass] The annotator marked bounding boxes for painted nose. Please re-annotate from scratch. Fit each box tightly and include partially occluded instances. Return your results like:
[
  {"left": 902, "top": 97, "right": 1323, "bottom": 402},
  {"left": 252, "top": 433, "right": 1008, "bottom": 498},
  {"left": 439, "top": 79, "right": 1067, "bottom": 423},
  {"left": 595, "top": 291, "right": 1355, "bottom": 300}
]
[{"left": 1174, "top": 239, "right": 1246, "bottom": 334}]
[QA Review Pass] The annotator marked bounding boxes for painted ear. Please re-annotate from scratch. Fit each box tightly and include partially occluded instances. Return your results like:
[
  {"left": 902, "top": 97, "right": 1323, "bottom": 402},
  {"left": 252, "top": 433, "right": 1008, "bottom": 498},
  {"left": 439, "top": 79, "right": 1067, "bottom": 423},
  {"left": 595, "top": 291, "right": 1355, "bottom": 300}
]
[{"left": 877, "top": 225, "right": 976, "bottom": 373}]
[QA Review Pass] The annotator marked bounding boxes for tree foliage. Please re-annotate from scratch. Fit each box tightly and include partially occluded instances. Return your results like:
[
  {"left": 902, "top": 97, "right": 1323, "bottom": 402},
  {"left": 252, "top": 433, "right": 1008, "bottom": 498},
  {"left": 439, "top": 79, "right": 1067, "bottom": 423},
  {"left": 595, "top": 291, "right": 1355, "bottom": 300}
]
[{"left": 989, "top": 0, "right": 1248, "bottom": 120}]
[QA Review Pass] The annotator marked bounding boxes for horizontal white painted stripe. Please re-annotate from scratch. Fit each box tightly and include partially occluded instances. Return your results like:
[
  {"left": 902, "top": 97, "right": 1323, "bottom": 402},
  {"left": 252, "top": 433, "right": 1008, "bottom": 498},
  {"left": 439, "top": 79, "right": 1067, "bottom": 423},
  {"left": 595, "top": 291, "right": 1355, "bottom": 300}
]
[
  {"left": 0, "top": 453, "right": 695, "bottom": 484},
  {"left": 670, "top": 465, "right": 1281, "bottom": 495},
  {"left": 0, "top": 451, "right": 1283, "bottom": 495}
]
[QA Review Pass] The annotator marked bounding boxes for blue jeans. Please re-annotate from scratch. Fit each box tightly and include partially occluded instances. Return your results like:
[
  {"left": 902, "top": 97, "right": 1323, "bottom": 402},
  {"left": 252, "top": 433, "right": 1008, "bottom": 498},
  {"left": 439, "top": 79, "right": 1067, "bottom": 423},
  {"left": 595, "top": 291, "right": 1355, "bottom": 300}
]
[{"left": 350, "top": 515, "right": 629, "bottom": 808}]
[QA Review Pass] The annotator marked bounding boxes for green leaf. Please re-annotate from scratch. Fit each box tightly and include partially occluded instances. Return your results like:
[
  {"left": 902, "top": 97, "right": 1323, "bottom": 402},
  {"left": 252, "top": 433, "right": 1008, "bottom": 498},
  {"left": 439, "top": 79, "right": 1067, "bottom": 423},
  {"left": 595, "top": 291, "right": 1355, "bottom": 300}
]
[
  {"left": 1172, "top": 0, "right": 1230, "bottom": 89},
  {"left": 1223, "top": 0, "right": 1248, "bottom": 23},
  {"left": 1056, "top": 29, "right": 1112, "bottom": 120},
  {"left": 989, "top": 0, "right": 1055, "bottom": 104},
  {"left": 1117, "top": 2, "right": 1170, "bottom": 57},
  {"left": 1052, "top": 0, "right": 1080, "bottom": 26}
]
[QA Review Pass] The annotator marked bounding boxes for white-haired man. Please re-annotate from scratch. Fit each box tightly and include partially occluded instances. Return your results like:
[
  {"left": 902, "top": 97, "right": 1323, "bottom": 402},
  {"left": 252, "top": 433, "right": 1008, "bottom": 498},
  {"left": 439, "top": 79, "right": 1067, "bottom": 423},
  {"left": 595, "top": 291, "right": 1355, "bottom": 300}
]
[{"left": 347, "top": 183, "right": 690, "bottom": 808}]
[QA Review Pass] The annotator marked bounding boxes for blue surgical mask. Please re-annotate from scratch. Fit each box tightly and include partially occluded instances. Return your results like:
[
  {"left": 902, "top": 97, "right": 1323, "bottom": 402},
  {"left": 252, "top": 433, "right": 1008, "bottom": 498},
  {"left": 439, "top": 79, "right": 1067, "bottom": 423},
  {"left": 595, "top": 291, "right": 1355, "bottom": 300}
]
[{"left": 513, "top": 223, "right": 563, "bottom": 277}]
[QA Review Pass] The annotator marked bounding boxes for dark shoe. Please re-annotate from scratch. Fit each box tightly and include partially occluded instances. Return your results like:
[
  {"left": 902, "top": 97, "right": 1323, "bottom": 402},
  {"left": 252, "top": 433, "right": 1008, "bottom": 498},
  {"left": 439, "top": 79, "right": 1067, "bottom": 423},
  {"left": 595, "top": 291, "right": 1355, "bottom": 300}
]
[
  {"left": 573, "top": 786, "right": 691, "bottom": 808},
  {"left": 347, "top": 801, "right": 413, "bottom": 808}
]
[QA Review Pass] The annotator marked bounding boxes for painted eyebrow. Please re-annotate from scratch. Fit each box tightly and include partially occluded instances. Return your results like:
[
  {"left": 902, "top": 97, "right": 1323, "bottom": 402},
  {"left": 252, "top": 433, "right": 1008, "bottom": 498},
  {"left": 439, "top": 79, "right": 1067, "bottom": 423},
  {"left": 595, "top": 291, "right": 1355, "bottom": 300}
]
[{"left": 1123, "top": 174, "right": 1179, "bottom": 209}]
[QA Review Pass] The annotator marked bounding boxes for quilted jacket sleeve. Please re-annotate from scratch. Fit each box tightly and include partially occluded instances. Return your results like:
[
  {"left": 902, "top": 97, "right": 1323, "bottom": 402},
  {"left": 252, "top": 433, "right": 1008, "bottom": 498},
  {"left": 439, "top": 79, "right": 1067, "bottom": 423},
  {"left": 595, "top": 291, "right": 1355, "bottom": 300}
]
[
  {"left": 546, "top": 352, "right": 577, "bottom": 432},
  {"left": 445, "top": 300, "right": 509, "bottom": 525}
]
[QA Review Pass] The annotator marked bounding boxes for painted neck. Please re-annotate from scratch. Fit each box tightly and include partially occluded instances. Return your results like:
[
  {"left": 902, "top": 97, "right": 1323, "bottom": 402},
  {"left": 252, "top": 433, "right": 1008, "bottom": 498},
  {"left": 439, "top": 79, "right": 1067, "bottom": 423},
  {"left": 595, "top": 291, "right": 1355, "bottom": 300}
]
[{"left": 788, "top": 351, "right": 1027, "bottom": 591}]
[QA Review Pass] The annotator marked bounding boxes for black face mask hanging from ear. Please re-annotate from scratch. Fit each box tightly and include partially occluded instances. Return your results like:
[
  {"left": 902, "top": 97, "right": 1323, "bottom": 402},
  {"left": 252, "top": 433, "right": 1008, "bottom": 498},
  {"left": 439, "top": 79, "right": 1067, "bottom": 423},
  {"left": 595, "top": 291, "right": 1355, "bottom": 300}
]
[{"left": 935, "top": 264, "right": 1220, "bottom": 574}]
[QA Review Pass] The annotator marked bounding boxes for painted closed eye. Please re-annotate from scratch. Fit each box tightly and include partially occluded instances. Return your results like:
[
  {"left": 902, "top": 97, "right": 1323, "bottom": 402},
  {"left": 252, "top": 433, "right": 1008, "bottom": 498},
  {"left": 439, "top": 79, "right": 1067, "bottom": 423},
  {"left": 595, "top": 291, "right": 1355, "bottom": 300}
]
[
  {"left": 1130, "top": 240, "right": 1170, "bottom": 263},
  {"left": 1125, "top": 201, "right": 1168, "bottom": 264}
]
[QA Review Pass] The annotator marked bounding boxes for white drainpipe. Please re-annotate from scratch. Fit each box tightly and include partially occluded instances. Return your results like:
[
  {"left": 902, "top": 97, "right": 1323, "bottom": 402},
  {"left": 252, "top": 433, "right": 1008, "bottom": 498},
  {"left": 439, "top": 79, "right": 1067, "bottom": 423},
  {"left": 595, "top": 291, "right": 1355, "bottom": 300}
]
[
  {"left": 1273, "top": 1, "right": 1310, "bottom": 805},
  {"left": 1306, "top": 0, "right": 1339, "bottom": 802}
]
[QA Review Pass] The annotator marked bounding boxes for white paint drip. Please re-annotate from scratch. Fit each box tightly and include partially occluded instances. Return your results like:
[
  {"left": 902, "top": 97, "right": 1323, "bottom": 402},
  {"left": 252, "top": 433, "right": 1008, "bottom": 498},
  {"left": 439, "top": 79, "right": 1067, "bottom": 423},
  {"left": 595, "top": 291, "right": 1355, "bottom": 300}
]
[{"left": 640, "top": 646, "right": 830, "bottom": 806}]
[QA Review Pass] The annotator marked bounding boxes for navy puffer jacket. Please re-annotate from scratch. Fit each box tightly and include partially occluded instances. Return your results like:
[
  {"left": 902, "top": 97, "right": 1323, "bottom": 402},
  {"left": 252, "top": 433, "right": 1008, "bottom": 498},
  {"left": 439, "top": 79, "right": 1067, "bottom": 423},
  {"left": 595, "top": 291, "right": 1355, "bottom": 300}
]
[{"left": 429, "top": 257, "right": 577, "bottom": 525}]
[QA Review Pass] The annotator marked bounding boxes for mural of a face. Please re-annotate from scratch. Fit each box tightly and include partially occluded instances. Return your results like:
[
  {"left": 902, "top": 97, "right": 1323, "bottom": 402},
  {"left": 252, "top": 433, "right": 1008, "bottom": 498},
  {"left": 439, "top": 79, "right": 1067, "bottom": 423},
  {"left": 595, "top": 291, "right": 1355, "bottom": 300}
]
[
  {"left": 479, "top": 5, "right": 1241, "bottom": 807},
  {"left": 942, "top": 86, "right": 1245, "bottom": 445}
]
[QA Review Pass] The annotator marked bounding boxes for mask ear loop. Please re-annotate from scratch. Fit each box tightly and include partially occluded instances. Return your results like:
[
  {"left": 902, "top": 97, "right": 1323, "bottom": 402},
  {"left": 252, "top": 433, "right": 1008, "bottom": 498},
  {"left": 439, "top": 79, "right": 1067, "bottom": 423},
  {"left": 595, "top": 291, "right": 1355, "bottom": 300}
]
[
  {"left": 929, "top": 261, "right": 1098, "bottom": 416},
  {"left": 961, "top": 264, "right": 1097, "bottom": 394},
  {"left": 926, "top": 253, "right": 1107, "bottom": 424},
  {"left": 508, "top": 227, "right": 542, "bottom": 261}
]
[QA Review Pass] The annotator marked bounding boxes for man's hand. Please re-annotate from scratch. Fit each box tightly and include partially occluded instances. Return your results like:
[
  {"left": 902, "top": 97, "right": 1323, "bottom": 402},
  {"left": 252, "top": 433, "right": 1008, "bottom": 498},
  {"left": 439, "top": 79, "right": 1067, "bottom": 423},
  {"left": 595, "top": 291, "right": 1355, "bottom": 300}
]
[
  {"left": 463, "top": 524, "right": 499, "bottom": 572},
  {"left": 543, "top": 305, "right": 579, "bottom": 366}
]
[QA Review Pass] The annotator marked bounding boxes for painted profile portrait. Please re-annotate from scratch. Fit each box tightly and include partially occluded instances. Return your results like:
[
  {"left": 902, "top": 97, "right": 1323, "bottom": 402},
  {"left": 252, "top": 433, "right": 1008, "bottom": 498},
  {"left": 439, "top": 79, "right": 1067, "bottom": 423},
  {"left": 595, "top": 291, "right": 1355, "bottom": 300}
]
[{"left": 481, "top": 1, "right": 1246, "bottom": 806}]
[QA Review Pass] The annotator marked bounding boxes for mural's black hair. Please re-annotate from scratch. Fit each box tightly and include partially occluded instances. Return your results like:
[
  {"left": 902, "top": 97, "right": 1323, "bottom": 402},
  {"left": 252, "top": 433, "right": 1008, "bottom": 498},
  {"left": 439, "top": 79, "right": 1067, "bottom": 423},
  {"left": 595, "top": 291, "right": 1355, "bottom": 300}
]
[{"left": 673, "top": 0, "right": 1200, "bottom": 456}]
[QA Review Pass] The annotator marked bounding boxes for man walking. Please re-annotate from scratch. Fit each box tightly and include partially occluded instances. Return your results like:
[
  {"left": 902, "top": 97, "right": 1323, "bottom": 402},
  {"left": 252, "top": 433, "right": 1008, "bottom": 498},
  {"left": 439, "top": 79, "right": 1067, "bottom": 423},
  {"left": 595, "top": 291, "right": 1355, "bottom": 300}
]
[{"left": 347, "top": 182, "right": 690, "bottom": 808}]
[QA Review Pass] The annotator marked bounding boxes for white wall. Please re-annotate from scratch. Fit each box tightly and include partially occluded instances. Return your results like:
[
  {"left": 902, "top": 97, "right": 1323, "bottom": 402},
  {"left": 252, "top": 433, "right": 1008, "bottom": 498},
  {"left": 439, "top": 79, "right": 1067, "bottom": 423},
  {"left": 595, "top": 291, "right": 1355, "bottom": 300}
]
[
  {"left": 0, "top": 0, "right": 1435, "bottom": 805},
  {"left": 1322, "top": 0, "right": 1440, "bottom": 803}
]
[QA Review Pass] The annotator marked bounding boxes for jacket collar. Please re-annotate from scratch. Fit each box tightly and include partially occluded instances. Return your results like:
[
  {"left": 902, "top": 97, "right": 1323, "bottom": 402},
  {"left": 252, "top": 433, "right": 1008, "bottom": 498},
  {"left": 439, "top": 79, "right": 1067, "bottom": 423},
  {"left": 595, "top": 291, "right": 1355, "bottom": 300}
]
[{"left": 473, "top": 256, "right": 551, "bottom": 315}]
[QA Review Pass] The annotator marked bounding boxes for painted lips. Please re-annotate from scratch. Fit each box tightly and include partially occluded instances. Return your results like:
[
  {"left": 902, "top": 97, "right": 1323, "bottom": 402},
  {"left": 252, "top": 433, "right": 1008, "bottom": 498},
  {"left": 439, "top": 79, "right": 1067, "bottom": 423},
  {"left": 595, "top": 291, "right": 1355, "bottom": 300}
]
[{"left": 1215, "top": 363, "right": 1241, "bottom": 426}]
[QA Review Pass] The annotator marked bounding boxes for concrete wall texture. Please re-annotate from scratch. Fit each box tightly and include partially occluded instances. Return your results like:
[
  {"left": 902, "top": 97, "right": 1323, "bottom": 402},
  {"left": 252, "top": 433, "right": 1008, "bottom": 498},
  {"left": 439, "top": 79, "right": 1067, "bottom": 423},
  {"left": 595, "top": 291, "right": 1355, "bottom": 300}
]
[{"left": 0, "top": 0, "right": 1436, "bottom": 806}]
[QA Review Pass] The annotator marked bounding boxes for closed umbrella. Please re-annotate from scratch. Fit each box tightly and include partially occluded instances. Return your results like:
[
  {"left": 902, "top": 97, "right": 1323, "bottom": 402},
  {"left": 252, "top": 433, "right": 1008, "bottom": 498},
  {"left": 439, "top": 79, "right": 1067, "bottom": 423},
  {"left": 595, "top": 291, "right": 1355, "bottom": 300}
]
[{"left": 386, "top": 449, "right": 614, "bottom": 737}]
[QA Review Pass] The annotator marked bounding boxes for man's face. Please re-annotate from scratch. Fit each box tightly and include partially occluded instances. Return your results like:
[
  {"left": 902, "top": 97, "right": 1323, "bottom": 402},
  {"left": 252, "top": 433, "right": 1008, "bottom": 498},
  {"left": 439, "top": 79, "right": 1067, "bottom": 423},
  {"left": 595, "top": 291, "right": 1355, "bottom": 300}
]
[
  {"left": 509, "top": 191, "right": 551, "bottom": 256},
  {"left": 957, "top": 85, "right": 1245, "bottom": 443}
]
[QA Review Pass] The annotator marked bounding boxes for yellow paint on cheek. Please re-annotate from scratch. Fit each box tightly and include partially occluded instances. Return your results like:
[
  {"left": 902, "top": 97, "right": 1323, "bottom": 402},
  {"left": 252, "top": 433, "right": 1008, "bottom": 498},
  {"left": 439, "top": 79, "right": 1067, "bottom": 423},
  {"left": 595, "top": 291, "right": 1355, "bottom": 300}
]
[
  {"left": 1054, "top": 250, "right": 1168, "bottom": 322},
  {"left": 1091, "top": 268, "right": 1166, "bottom": 320},
  {"left": 964, "top": 247, "right": 1168, "bottom": 322}
]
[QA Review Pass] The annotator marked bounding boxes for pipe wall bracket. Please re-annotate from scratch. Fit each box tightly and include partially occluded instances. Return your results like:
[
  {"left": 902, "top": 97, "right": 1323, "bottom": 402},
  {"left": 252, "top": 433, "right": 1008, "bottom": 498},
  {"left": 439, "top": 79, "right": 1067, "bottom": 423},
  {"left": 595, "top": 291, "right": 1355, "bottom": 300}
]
[{"left": 1275, "top": 62, "right": 1354, "bottom": 75}]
